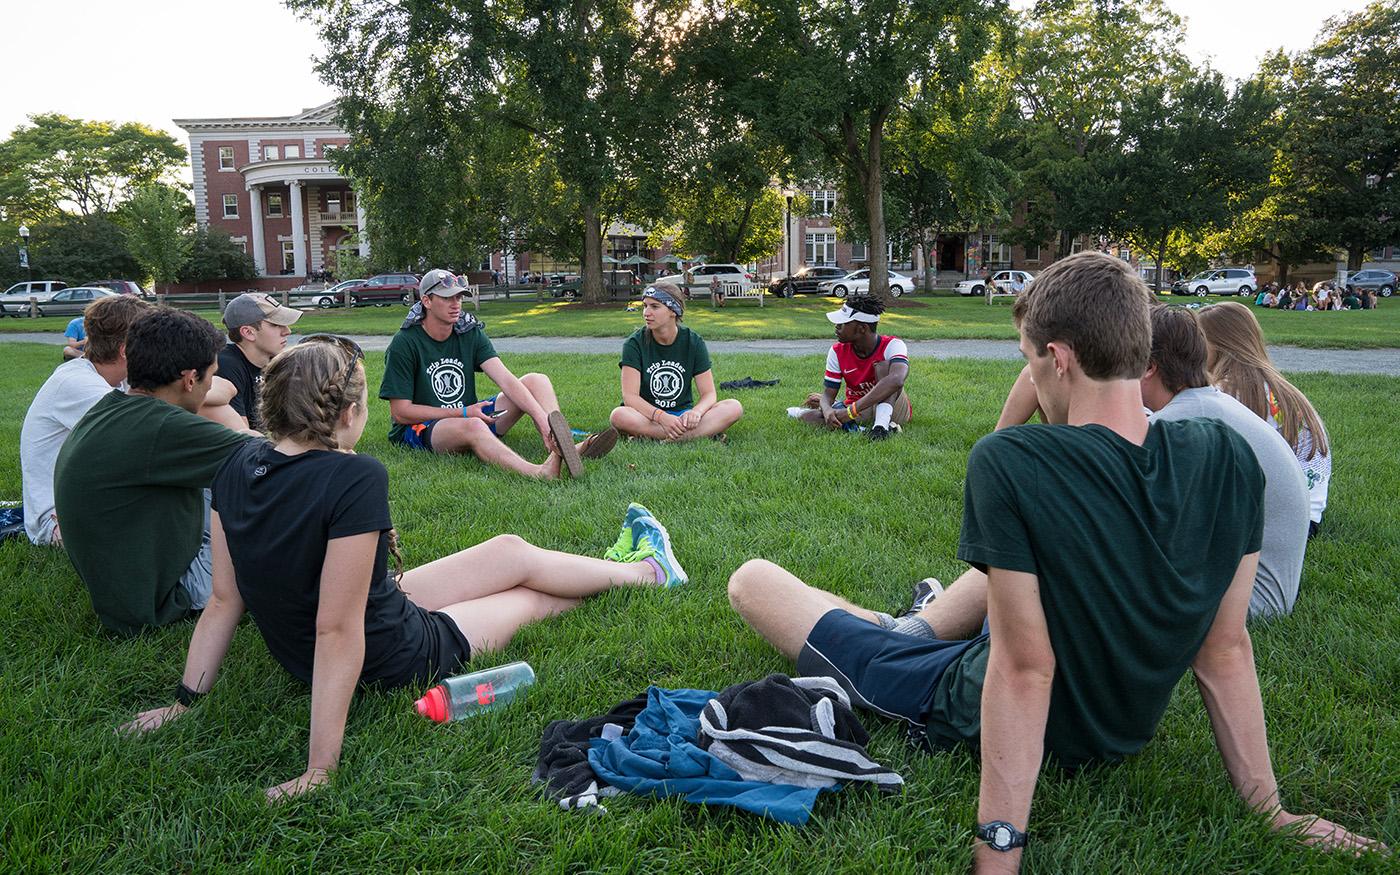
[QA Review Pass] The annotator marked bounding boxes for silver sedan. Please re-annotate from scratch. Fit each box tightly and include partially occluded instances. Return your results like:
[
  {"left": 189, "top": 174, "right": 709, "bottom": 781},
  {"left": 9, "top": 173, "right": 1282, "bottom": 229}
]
[{"left": 1, "top": 286, "right": 118, "bottom": 317}]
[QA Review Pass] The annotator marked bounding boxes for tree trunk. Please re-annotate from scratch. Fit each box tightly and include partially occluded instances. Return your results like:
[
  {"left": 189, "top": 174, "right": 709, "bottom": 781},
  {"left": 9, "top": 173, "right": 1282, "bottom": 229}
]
[
  {"left": 1155, "top": 234, "right": 1167, "bottom": 294},
  {"left": 920, "top": 227, "right": 935, "bottom": 293},
  {"left": 865, "top": 113, "right": 890, "bottom": 303},
  {"left": 581, "top": 204, "right": 605, "bottom": 303},
  {"left": 1347, "top": 246, "right": 1364, "bottom": 271}
]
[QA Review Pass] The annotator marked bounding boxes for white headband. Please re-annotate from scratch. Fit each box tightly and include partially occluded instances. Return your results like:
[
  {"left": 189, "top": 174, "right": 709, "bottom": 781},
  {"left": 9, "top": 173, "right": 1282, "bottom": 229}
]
[{"left": 826, "top": 305, "right": 880, "bottom": 325}]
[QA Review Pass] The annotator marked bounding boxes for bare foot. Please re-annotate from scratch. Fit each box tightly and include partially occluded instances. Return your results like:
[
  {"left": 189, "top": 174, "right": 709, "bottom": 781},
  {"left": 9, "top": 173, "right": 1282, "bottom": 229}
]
[{"left": 533, "top": 452, "right": 563, "bottom": 480}]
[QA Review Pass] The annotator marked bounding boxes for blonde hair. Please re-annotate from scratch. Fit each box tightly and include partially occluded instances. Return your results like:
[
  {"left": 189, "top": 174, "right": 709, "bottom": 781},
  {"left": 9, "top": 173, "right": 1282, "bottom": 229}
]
[
  {"left": 259, "top": 341, "right": 365, "bottom": 450},
  {"left": 1198, "top": 301, "right": 1329, "bottom": 459}
]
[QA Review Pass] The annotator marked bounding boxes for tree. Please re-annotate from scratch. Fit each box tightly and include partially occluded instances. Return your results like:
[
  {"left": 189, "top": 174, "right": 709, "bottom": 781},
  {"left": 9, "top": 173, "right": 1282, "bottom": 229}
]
[
  {"left": 120, "top": 185, "right": 193, "bottom": 293},
  {"left": 26, "top": 215, "right": 143, "bottom": 286},
  {"left": 1281, "top": 0, "right": 1400, "bottom": 269},
  {"left": 178, "top": 228, "right": 258, "bottom": 284},
  {"left": 0, "top": 115, "right": 185, "bottom": 219},
  {"left": 1111, "top": 71, "right": 1275, "bottom": 290},
  {"left": 1007, "top": 0, "right": 1189, "bottom": 257},
  {"left": 720, "top": 0, "right": 1006, "bottom": 300}
]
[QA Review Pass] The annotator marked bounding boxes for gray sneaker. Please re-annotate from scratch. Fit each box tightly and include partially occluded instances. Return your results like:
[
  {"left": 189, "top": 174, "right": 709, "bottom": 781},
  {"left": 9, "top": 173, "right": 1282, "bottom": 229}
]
[{"left": 898, "top": 577, "right": 944, "bottom": 618}]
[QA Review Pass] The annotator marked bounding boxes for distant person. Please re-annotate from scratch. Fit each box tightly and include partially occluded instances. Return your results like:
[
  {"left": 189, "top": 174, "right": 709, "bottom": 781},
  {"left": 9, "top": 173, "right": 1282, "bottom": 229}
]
[
  {"left": 608, "top": 284, "right": 743, "bottom": 441},
  {"left": 121, "top": 338, "right": 687, "bottom": 801},
  {"left": 788, "top": 296, "right": 912, "bottom": 441},
  {"left": 1139, "top": 306, "right": 1310, "bottom": 619},
  {"left": 1199, "top": 302, "right": 1331, "bottom": 537},
  {"left": 55, "top": 308, "right": 253, "bottom": 635},
  {"left": 380, "top": 269, "right": 616, "bottom": 479},
  {"left": 21, "top": 296, "right": 151, "bottom": 546},
  {"left": 62, "top": 317, "right": 86, "bottom": 360},
  {"left": 217, "top": 293, "right": 303, "bottom": 432},
  {"left": 1360, "top": 288, "right": 1376, "bottom": 310}
]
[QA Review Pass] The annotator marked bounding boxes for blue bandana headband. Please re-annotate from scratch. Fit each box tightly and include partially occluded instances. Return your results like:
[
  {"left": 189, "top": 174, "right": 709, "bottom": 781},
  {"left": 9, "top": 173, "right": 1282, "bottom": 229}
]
[{"left": 642, "top": 286, "right": 684, "bottom": 319}]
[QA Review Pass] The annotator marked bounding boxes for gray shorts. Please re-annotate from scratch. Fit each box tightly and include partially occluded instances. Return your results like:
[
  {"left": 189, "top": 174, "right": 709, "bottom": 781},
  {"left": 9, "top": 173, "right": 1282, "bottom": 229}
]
[{"left": 177, "top": 489, "right": 213, "bottom": 610}]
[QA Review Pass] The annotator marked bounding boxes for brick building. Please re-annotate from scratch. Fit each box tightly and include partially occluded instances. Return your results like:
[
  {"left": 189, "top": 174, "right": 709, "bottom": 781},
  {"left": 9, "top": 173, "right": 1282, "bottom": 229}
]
[{"left": 175, "top": 102, "right": 367, "bottom": 286}]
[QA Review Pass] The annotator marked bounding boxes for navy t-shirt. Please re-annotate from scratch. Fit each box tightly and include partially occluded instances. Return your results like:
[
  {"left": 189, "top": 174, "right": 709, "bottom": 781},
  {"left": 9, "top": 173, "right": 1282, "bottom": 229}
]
[{"left": 211, "top": 440, "right": 440, "bottom": 688}]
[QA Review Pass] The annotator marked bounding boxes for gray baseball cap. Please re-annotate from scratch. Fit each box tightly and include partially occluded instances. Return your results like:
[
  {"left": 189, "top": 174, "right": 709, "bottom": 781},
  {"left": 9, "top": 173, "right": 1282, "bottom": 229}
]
[
  {"left": 419, "top": 269, "right": 465, "bottom": 298},
  {"left": 223, "top": 292, "right": 302, "bottom": 331}
]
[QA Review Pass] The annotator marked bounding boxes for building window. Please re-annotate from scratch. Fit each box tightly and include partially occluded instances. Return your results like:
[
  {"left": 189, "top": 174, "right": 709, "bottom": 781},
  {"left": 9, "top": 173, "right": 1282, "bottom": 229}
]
[
  {"left": 326, "top": 193, "right": 342, "bottom": 215},
  {"left": 988, "top": 235, "right": 1011, "bottom": 265},
  {"left": 267, "top": 194, "right": 284, "bottom": 218},
  {"left": 1071, "top": 238, "right": 1084, "bottom": 254},
  {"left": 264, "top": 145, "right": 280, "bottom": 161},
  {"left": 805, "top": 232, "right": 836, "bottom": 266},
  {"left": 1371, "top": 246, "right": 1386, "bottom": 260},
  {"left": 850, "top": 241, "right": 867, "bottom": 262},
  {"left": 282, "top": 241, "right": 296, "bottom": 273},
  {"left": 222, "top": 194, "right": 238, "bottom": 218},
  {"left": 285, "top": 145, "right": 301, "bottom": 159},
  {"left": 1025, "top": 243, "right": 1041, "bottom": 262},
  {"left": 806, "top": 189, "right": 836, "bottom": 216},
  {"left": 1118, "top": 247, "right": 1131, "bottom": 261},
  {"left": 218, "top": 146, "right": 235, "bottom": 170}
]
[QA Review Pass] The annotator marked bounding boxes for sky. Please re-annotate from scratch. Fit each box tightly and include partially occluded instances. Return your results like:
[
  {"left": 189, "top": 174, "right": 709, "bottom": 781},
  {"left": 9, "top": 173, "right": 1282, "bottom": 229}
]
[{"left": 0, "top": 0, "right": 1372, "bottom": 154}]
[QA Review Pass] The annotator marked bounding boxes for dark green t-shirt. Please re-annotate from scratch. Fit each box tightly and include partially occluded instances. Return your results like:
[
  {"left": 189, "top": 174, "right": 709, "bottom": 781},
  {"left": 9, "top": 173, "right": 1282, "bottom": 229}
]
[
  {"left": 926, "top": 419, "right": 1265, "bottom": 769},
  {"left": 620, "top": 326, "right": 712, "bottom": 411},
  {"left": 54, "top": 391, "right": 250, "bottom": 636},
  {"left": 378, "top": 324, "right": 499, "bottom": 441}
]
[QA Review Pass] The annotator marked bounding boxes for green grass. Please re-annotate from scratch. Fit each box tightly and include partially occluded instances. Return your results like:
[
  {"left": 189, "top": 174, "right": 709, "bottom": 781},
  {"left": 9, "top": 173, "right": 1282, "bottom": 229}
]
[
  {"left": 1, "top": 342, "right": 1397, "bottom": 872},
  {"left": 5, "top": 293, "right": 1398, "bottom": 348}
]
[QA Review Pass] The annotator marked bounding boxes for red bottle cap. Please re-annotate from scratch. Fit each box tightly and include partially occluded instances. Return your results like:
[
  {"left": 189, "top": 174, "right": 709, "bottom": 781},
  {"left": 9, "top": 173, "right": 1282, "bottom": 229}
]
[{"left": 414, "top": 685, "right": 449, "bottom": 723}]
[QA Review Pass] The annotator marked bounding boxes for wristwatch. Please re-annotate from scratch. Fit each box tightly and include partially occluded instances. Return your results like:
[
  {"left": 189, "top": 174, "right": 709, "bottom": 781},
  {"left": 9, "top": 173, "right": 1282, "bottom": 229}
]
[{"left": 977, "top": 821, "right": 1029, "bottom": 852}]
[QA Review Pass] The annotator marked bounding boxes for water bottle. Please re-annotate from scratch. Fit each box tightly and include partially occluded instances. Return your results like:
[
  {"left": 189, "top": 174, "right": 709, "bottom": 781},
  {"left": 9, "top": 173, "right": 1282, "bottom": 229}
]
[{"left": 413, "top": 661, "right": 536, "bottom": 723}]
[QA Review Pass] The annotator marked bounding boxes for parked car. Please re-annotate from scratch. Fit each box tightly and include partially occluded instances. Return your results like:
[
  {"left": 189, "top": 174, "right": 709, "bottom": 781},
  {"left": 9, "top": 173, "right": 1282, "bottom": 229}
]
[
  {"left": 1344, "top": 269, "right": 1396, "bottom": 298},
  {"left": 3, "top": 280, "right": 67, "bottom": 299},
  {"left": 653, "top": 263, "right": 755, "bottom": 297},
  {"left": 767, "top": 266, "right": 849, "bottom": 298},
  {"left": 550, "top": 272, "right": 643, "bottom": 300},
  {"left": 84, "top": 279, "right": 148, "bottom": 297},
  {"left": 1170, "top": 268, "right": 1256, "bottom": 297},
  {"left": 817, "top": 269, "right": 911, "bottom": 298},
  {"left": 954, "top": 270, "right": 1035, "bottom": 297},
  {"left": 342, "top": 273, "right": 421, "bottom": 306},
  {"left": 1, "top": 286, "right": 116, "bottom": 317},
  {"left": 291, "top": 279, "right": 367, "bottom": 309}
]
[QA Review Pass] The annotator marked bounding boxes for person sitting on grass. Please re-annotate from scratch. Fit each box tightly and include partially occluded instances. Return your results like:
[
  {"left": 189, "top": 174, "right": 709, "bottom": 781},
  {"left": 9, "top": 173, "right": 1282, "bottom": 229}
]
[
  {"left": 120, "top": 336, "right": 687, "bottom": 801},
  {"left": 787, "top": 295, "right": 911, "bottom": 441},
  {"left": 62, "top": 316, "right": 86, "bottom": 360},
  {"left": 216, "top": 292, "right": 303, "bottom": 433},
  {"left": 21, "top": 295, "right": 151, "bottom": 546},
  {"left": 727, "top": 252, "right": 1384, "bottom": 871},
  {"left": 380, "top": 269, "right": 617, "bottom": 479},
  {"left": 55, "top": 308, "right": 254, "bottom": 636},
  {"left": 1198, "top": 301, "right": 1331, "bottom": 538},
  {"left": 608, "top": 283, "right": 744, "bottom": 442}
]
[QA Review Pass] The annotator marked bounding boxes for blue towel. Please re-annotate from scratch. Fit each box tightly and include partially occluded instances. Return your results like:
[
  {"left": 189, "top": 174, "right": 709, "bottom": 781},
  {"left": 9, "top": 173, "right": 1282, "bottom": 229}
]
[{"left": 586, "top": 686, "right": 833, "bottom": 825}]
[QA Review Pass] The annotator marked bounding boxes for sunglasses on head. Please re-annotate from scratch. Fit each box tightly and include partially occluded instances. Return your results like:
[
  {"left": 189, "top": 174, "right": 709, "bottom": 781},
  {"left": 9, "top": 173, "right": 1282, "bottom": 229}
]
[
  {"left": 300, "top": 333, "right": 364, "bottom": 397},
  {"left": 422, "top": 272, "right": 462, "bottom": 297}
]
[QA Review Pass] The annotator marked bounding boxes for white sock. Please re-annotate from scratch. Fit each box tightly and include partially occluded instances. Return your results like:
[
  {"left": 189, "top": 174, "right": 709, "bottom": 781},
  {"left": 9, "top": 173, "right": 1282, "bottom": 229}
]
[
  {"left": 874, "top": 402, "right": 893, "bottom": 429},
  {"left": 786, "top": 407, "right": 806, "bottom": 418}
]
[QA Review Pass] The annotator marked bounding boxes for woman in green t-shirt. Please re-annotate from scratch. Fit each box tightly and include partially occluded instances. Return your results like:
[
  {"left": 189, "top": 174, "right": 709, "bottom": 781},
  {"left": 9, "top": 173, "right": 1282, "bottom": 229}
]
[{"left": 609, "top": 284, "right": 744, "bottom": 441}]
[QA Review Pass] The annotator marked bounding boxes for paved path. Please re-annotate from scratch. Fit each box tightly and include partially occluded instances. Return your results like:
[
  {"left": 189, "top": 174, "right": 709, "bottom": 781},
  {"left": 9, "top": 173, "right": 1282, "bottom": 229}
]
[{"left": 3, "top": 332, "right": 1397, "bottom": 375}]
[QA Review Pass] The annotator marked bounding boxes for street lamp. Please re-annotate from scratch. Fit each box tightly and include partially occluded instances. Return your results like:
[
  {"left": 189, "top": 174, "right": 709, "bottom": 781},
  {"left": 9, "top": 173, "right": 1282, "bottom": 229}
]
[
  {"left": 17, "top": 224, "right": 31, "bottom": 280},
  {"left": 780, "top": 187, "right": 796, "bottom": 281}
]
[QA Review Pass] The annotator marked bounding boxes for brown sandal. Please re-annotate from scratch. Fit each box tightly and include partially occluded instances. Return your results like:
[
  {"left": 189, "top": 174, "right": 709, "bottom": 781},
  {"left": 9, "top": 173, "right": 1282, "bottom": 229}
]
[
  {"left": 547, "top": 411, "right": 584, "bottom": 478},
  {"left": 577, "top": 426, "right": 619, "bottom": 461}
]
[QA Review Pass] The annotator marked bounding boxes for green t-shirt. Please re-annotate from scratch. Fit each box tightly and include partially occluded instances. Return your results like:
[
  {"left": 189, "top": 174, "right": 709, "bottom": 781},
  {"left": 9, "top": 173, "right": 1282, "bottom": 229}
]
[
  {"left": 926, "top": 419, "right": 1265, "bottom": 769},
  {"left": 378, "top": 324, "right": 499, "bottom": 441},
  {"left": 54, "top": 392, "right": 251, "bottom": 636},
  {"left": 619, "top": 326, "right": 712, "bottom": 411}
]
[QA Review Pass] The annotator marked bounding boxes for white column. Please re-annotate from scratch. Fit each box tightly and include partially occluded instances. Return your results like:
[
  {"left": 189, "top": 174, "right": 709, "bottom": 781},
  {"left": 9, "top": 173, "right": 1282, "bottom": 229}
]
[
  {"left": 355, "top": 196, "right": 370, "bottom": 257},
  {"left": 289, "top": 180, "right": 307, "bottom": 277},
  {"left": 247, "top": 185, "right": 267, "bottom": 276}
]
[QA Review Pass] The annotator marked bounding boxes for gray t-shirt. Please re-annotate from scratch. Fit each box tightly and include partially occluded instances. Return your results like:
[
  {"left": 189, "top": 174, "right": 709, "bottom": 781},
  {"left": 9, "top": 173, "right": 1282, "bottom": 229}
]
[
  {"left": 20, "top": 358, "right": 120, "bottom": 545},
  {"left": 1149, "top": 387, "right": 1309, "bottom": 619}
]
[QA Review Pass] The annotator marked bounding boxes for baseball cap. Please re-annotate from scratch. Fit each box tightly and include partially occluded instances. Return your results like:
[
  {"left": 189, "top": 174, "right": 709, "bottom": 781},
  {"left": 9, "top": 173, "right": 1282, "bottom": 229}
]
[
  {"left": 419, "top": 269, "right": 465, "bottom": 298},
  {"left": 826, "top": 303, "right": 880, "bottom": 325},
  {"left": 223, "top": 293, "right": 302, "bottom": 331}
]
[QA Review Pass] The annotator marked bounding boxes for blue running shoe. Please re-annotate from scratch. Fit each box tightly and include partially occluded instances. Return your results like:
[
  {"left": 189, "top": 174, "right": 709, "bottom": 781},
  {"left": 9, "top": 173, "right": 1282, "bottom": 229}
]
[
  {"left": 604, "top": 503, "right": 656, "bottom": 562},
  {"left": 625, "top": 515, "right": 687, "bottom": 587}
]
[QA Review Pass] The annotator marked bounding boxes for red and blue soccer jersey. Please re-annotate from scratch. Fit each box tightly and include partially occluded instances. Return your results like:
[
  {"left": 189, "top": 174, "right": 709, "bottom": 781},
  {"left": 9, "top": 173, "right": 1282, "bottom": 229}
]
[{"left": 823, "top": 335, "right": 909, "bottom": 406}]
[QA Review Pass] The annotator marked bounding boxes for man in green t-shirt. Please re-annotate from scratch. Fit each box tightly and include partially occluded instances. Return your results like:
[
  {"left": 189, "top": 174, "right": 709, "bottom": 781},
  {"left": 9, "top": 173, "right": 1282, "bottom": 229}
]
[
  {"left": 727, "top": 253, "right": 1382, "bottom": 867},
  {"left": 55, "top": 308, "right": 252, "bottom": 636},
  {"left": 379, "top": 269, "right": 616, "bottom": 479}
]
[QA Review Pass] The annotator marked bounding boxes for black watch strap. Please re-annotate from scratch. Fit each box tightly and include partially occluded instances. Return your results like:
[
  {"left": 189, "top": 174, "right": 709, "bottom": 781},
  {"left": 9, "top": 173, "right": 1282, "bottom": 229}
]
[
  {"left": 977, "top": 821, "right": 1029, "bottom": 852},
  {"left": 174, "top": 682, "right": 204, "bottom": 708}
]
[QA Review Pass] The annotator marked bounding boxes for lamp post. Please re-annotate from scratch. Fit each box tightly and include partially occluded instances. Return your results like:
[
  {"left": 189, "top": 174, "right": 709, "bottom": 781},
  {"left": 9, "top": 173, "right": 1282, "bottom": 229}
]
[
  {"left": 780, "top": 187, "right": 795, "bottom": 283},
  {"left": 17, "top": 224, "right": 31, "bottom": 280}
]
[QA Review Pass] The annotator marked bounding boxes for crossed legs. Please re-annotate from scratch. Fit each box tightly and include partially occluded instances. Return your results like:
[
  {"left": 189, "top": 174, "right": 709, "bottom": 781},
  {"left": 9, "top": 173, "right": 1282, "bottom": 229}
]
[
  {"left": 610, "top": 398, "right": 745, "bottom": 441},
  {"left": 400, "top": 533, "right": 657, "bottom": 653},
  {"left": 727, "top": 560, "right": 990, "bottom": 661}
]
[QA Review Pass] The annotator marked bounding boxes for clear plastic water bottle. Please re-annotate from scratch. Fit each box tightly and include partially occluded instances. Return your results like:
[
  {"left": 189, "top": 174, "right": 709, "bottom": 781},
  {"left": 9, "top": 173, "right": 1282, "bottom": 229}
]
[{"left": 413, "top": 661, "right": 536, "bottom": 723}]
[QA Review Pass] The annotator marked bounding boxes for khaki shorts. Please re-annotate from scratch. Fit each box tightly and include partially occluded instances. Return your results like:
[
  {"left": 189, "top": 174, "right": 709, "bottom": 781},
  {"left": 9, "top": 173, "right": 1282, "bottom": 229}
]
[{"left": 839, "top": 391, "right": 912, "bottom": 425}]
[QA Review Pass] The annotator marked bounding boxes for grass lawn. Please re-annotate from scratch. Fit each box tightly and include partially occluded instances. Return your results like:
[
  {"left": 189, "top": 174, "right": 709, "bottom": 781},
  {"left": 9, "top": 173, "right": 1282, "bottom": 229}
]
[
  {"left": 1, "top": 342, "right": 1396, "bottom": 872},
  {"left": 4, "top": 293, "right": 1398, "bottom": 348}
]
